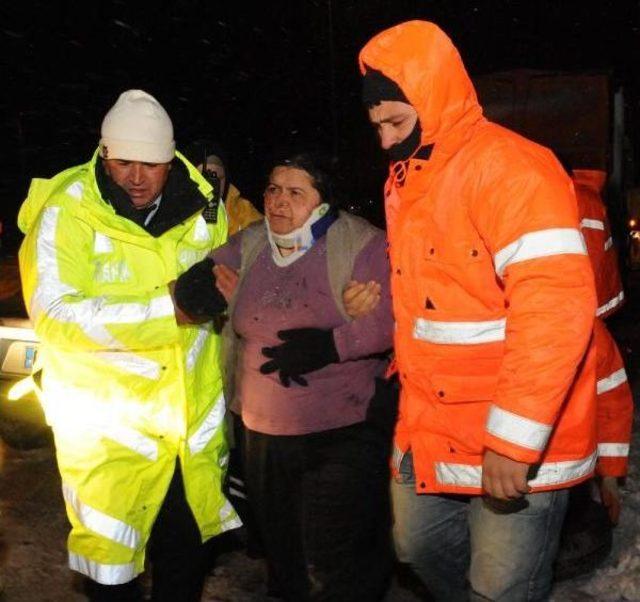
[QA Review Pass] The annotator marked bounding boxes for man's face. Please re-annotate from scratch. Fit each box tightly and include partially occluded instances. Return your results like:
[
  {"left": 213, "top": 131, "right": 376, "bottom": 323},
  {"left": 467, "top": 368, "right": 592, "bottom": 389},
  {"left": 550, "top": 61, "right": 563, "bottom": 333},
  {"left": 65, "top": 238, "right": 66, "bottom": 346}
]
[
  {"left": 264, "top": 166, "right": 322, "bottom": 235},
  {"left": 367, "top": 101, "right": 419, "bottom": 151},
  {"left": 103, "top": 159, "right": 172, "bottom": 209}
]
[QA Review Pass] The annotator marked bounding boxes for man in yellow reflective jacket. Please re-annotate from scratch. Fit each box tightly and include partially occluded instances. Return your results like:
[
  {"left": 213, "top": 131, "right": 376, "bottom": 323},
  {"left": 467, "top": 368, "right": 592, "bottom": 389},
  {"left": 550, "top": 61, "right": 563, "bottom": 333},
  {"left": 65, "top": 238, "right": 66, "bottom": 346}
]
[{"left": 18, "top": 90, "right": 239, "bottom": 601}]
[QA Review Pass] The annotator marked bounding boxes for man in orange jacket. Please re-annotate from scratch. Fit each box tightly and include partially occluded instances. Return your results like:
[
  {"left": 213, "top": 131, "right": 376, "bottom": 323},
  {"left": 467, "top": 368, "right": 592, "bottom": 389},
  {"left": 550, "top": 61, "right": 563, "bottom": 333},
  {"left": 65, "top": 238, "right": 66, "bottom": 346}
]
[{"left": 359, "top": 21, "right": 597, "bottom": 600}]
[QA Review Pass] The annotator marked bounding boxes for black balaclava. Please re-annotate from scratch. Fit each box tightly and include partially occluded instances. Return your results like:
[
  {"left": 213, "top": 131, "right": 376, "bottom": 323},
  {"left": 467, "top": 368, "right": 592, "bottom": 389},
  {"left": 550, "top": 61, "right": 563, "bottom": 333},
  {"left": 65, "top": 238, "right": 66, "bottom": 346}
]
[{"left": 362, "top": 68, "right": 425, "bottom": 162}]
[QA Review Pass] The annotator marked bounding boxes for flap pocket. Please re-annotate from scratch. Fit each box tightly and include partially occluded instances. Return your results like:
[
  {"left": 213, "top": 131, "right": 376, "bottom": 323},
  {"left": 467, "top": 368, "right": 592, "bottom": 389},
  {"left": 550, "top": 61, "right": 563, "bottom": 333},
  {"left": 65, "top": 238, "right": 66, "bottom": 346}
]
[
  {"left": 424, "top": 236, "right": 487, "bottom": 265},
  {"left": 430, "top": 369, "right": 498, "bottom": 404}
]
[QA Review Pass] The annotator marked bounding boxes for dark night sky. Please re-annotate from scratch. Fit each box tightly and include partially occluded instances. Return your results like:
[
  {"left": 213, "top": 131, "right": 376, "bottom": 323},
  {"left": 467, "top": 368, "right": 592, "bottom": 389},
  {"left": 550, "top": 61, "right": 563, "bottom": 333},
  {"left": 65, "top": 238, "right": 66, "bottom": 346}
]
[{"left": 2, "top": 0, "right": 640, "bottom": 246}]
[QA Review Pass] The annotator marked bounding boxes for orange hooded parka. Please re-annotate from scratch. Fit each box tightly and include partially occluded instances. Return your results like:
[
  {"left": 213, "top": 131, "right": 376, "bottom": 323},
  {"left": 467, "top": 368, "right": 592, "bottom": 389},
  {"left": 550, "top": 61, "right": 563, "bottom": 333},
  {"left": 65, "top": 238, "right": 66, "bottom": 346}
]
[
  {"left": 359, "top": 21, "right": 598, "bottom": 495},
  {"left": 574, "top": 169, "right": 625, "bottom": 318}
]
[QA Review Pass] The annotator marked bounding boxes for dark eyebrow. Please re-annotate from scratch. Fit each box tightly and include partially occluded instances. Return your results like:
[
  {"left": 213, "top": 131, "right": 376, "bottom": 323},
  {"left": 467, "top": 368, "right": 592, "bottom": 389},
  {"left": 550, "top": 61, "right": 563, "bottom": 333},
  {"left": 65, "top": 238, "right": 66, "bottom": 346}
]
[{"left": 379, "top": 113, "right": 411, "bottom": 124}]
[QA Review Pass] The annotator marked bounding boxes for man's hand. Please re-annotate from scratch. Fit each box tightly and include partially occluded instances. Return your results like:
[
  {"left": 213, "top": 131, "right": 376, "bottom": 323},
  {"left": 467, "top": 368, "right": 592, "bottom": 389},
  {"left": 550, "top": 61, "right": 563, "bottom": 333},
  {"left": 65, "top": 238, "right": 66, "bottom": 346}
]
[
  {"left": 598, "top": 476, "right": 621, "bottom": 525},
  {"left": 482, "top": 449, "right": 531, "bottom": 500},
  {"left": 213, "top": 264, "right": 239, "bottom": 303},
  {"left": 343, "top": 279, "right": 381, "bottom": 318}
]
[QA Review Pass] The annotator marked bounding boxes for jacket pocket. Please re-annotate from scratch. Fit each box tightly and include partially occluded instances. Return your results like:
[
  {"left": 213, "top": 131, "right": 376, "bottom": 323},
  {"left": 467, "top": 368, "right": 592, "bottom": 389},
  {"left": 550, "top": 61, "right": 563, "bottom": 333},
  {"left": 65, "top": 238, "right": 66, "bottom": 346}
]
[
  {"left": 423, "top": 236, "right": 487, "bottom": 266},
  {"left": 429, "top": 361, "right": 500, "bottom": 404}
]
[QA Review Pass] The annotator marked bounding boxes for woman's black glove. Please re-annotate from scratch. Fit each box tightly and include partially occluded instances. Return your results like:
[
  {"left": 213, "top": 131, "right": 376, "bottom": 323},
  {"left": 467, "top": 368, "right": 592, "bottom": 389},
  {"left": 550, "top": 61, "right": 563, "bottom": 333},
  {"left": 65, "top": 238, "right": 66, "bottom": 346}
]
[
  {"left": 260, "top": 328, "right": 339, "bottom": 388},
  {"left": 174, "top": 258, "right": 228, "bottom": 320}
]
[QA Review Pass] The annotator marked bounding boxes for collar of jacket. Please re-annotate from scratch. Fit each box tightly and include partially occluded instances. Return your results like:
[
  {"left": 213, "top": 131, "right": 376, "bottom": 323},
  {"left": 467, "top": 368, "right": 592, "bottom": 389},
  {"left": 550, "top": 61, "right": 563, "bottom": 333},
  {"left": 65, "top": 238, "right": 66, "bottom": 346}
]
[{"left": 95, "top": 156, "right": 208, "bottom": 237}]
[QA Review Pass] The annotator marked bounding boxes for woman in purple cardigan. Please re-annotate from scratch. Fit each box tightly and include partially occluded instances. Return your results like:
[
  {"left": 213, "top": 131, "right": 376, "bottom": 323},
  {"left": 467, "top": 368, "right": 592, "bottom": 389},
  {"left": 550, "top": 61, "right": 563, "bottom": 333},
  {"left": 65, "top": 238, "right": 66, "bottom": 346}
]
[{"left": 174, "top": 152, "right": 396, "bottom": 601}]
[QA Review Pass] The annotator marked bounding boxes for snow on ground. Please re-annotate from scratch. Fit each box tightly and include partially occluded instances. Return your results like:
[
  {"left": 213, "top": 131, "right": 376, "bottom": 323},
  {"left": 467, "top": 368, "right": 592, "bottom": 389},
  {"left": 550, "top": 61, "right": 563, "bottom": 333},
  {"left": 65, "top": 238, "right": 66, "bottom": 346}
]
[
  {"left": 551, "top": 407, "right": 640, "bottom": 602},
  {"left": 2, "top": 409, "right": 639, "bottom": 601}
]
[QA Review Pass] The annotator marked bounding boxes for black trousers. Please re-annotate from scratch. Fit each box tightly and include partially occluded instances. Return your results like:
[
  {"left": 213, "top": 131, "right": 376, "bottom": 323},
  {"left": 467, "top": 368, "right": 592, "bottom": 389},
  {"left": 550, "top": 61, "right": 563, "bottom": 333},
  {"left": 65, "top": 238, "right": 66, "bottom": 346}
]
[
  {"left": 243, "top": 379, "right": 397, "bottom": 602},
  {"left": 85, "top": 461, "right": 209, "bottom": 602}
]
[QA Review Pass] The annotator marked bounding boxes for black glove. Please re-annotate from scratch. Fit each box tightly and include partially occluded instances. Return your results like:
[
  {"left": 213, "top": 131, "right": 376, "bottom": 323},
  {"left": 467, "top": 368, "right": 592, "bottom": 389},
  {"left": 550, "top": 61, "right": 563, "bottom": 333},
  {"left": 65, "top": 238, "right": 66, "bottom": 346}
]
[
  {"left": 260, "top": 328, "right": 339, "bottom": 388},
  {"left": 174, "top": 258, "right": 227, "bottom": 319}
]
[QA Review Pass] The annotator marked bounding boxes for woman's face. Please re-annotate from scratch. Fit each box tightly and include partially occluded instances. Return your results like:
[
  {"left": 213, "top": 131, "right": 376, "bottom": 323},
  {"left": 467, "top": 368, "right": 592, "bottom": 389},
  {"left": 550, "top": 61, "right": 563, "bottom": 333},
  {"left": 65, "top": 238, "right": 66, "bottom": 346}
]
[{"left": 264, "top": 166, "right": 322, "bottom": 235}]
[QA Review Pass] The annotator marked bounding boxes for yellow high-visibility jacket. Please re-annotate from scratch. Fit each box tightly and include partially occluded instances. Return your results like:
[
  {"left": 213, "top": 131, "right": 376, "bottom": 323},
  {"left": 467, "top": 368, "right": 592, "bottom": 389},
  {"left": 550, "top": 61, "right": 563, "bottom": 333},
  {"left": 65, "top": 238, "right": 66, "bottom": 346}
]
[
  {"left": 17, "top": 150, "right": 240, "bottom": 585},
  {"left": 224, "top": 183, "right": 262, "bottom": 236}
]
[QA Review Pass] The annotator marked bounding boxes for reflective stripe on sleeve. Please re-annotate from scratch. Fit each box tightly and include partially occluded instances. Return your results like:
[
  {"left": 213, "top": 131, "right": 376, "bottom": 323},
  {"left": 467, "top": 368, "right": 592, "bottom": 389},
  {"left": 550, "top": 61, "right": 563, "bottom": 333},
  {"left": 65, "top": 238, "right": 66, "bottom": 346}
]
[
  {"left": 92, "top": 295, "right": 174, "bottom": 325},
  {"left": 494, "top": 228, "right": 587, "bottom": 277},
  {"left": 486, "top": 405, "right": 552, "bottom": 451},
  {"left": 66, "top": 181, "right": 84, "bottom": 199},
  {"left": 68, "top": 552, "right": 137, "bottom": 585},
  {"left": 580, "top": 218, "right": 605, "bottom": 230},
  {"left": 604, "top": 236, "right": 613, "bottom": 251},
  {"left": 598, "top": 443, "right": 630, "bottom": 458},
  {"left": 186, "top": 328, "right": 209, "bottom": 371},
  {"left": 596, "top": 291, "right": 625, "bottom": 317},
  {"left": 192, "top": 215, "right": 212, "bottom": 242},
  {"left": 435, "top": 451, "right": 596, "bottom": 488},
  {"left": 597, "top": 367, "right": 628, "bottom": 395},
  {"left": 63, "top": 483, "right": 141, "bottom": 549},
  {"left": 32, "top": 207, "right": 173, "bottom": 348},
  {"left": 413, "top": 317, "right": 506, "bottom": 345},
  {"left": 188, "top": 391, "right": 226, "bottom": 455}
]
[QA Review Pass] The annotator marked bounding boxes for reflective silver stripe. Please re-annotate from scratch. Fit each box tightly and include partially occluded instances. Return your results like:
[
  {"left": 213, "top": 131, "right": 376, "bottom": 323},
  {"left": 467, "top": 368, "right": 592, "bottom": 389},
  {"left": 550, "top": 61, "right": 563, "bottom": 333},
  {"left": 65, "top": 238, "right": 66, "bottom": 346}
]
[
  {"left": 186, "top": 328, "right": 209, "bottom": 371},
  {"left": 101, "top": 425, "right": 158, "bottom": 461},
  {"left": 218, "top": 498, "right": 243, "bottom": 532},
  {"left": 580, "top": 218, "right": 605, "bottom": 231},
  {"left": 598, "top": 443, "right": 630, "bottom": 457},
  {"left": 193, "top": 215, "right": 211, "bottom": 242},
  {"left": 93, "top": 295, "right": 174, "bottom": 325},
  {"left": 32, "top": 209, "right": 119, "bottom": 347},
  {"left": 188, "top": 392, "right": 226, "bottom": 454},
  {"left": 596, "top": 291, "right": 625, "bottom": 317},
  {"left": 32, "top": 208, "right": 171, "bottom": 347},
  {"left": 494, "top": 228, "right": 587, "bottom": 277},
  {"left": 435, "top": 462, "right": 481, "bottom": 488},
  {"left": 435, "top": 451, "right": 596, "bottom": 488},
  {"left": 528, "top": 451, "right": 597, "bottom": 487},
  {"left": 414, "top": 317, "right": 506, "bottom": 345},
  {"left": 63, "top": 483, "right": 141, "bottom": 549},
  {"left": 229, "top": 487, "right": 247, "bottom": 500},
  {"left": 604, "top": 236, "right": 613, "bottom": 251},
  {"left": 392, "top": 445, "right": 405, "bottom": 473},
  {"left": 68, "top": 552, "right": 137, "bottom": 585},
  {"left": 486, "top": 405, "right": 552, "bottom": 451},
  {"left": 94, "top": 232, "right": 114, "bottom": 253},
  {"left": 66, "top": 181, "right": 84, "bottom": 199},
  {"left": 94, "top": 351, "right": 162, "bottom": 380},
  {"left": 597, "top": 367, "right": 628, "bottom": 395}
]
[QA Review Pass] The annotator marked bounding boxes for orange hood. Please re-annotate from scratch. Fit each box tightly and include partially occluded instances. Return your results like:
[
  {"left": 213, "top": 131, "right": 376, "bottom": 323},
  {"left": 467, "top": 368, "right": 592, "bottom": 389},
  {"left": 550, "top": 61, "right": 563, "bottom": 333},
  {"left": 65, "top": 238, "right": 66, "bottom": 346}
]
[{"left": 359, "top": 20, "right": 484, "bottom": 150}]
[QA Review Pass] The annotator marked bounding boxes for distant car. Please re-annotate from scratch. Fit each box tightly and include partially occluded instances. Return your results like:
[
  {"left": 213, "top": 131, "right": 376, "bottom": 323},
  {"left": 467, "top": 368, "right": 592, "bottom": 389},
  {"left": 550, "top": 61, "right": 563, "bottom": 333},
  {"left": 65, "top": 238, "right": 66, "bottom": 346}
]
[{"left": 0, "top": 255, "right": 50, "bottom": 449}]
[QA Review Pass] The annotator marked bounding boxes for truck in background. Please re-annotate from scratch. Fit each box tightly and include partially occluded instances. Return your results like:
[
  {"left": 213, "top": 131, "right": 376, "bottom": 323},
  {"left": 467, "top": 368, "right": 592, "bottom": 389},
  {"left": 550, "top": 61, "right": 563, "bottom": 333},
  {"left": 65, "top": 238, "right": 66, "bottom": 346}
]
[{"left": 474, "top": 69, "right": 636, "bottom": 271}]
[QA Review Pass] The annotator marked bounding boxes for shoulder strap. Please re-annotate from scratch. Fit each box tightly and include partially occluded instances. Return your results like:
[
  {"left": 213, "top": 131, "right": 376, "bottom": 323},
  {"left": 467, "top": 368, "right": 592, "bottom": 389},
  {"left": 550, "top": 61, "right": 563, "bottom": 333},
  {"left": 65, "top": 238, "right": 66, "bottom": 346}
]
[
  {"left": 327, "top": 211, "right": 382, "bottom": 321},
  {"left": 222, "top": 219, "right": 267, "bottom": 407}
]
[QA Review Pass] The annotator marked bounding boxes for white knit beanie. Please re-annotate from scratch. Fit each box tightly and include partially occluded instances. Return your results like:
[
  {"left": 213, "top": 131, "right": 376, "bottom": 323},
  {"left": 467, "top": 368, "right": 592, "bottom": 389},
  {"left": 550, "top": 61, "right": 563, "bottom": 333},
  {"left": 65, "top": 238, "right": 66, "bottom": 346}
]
[{"left": 99, "top": 90, "right": 175, "bottom": 163}]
